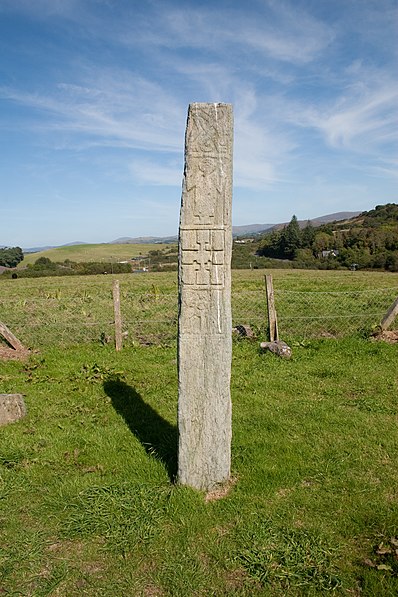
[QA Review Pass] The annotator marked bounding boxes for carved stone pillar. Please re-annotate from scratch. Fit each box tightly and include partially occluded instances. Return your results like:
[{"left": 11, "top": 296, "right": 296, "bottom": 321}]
[{"left": 178, "top": 103, "right": 233, "bottom": 490}]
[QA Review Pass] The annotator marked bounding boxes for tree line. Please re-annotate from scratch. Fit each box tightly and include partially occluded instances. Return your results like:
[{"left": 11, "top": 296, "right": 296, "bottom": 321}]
[
  {"left": 257, "top": 204, "right": 398, "bottom": 271},
  {"left": 1, "top": 257, "right": 132, "bottom": 278}
]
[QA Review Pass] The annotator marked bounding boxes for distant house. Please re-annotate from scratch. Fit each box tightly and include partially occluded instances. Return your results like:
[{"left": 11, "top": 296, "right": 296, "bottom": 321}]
[{"left": 320, "top": 249, "right": 339, "bottom": 258}]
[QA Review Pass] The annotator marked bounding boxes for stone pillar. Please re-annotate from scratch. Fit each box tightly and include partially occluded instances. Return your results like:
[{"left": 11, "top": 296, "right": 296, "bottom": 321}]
[{"left": 178, "top": 103, "right": 233, "bottom": 490}]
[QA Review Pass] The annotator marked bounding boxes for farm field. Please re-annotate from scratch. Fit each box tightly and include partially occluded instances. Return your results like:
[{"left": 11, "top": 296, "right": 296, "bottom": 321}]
[
  {"left": 19, "top": 243, "right": 174, "bottom": 267},
  {"left": 1, "top": 269, "right": 398, "bottom": 595},
  {"left": 3, "top": 266, "right": 398, "bottom": 297},
  {"left": 1, "top": 268, "right": 398, "bottom": 349}
]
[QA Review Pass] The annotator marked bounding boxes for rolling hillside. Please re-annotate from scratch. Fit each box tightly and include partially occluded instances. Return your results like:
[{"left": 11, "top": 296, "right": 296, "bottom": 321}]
[{"left": 18, "top": 243, "right": 173, "bottom": 267}]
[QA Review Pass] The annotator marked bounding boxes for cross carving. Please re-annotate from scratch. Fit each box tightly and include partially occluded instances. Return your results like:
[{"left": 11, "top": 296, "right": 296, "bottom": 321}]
[
  {"left": 181, "top": 229, "right": 224, "bottom": 287},
  {"left": 192, "top": 248, "right": 212, "bottom": 285}
]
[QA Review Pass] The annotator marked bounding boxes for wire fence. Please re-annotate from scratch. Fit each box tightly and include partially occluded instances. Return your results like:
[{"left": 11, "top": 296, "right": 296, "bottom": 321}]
[
  {"left": 1, "top": 282, "right": 397, "bottom": 349},
  {"left": 274, "top": 287, "right": 398, "bottom": 339}
]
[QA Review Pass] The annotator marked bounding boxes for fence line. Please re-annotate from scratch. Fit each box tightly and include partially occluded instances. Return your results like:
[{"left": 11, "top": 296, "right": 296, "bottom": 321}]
[{"left": 1, "top": 284, "right": 397, "bottom": 348}]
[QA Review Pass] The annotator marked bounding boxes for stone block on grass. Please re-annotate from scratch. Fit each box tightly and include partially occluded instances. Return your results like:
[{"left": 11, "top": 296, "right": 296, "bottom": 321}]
[{"left": 0, "top": 394, "right": 27, "bottom": 426}]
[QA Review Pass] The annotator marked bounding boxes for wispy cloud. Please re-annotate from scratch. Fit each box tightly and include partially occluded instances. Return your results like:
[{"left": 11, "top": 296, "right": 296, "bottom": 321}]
[
  {"left": 228, "top": 1, "right": 335, "bottom": 64},
  {"left": 308, "top": 90, "right": 396, "bottom": 151},
  {"left": 0, "top": 70, "right": 186, "bottom": 153},
  {"left": 285, "top": 64, "right": 398, "bottom": 172},
  {"left": 0, "top": 57, "right": 298, "bottom": 190},
  {"left": 129, "top": 158, "right": 182, "bottom": 186},
  {"left": 118, "top": 1, "right": 335, "bottom": 66}
]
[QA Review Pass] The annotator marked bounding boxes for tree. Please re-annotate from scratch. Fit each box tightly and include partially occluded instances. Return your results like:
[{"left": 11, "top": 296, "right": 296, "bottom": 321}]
[
  {"left": 301, "top": 220, "right": 316, "bottom": 248},
  {"left": 256, "top": 230, "right": 281, "bottom": 259},
  {"left": 0, "top": 246, "right": 24, "bottom": 267},
  {"left": 257, "top": 215, "right": 303, "bottom": 260},
  {"left": 280, "top": 215, "right": 301, "bottom": 259},
  {"left": 34, "top": 257, "right": 56, "bottom": 269},
  {"left": 313, "top": 232, "right": 334, "bottom": 253}
]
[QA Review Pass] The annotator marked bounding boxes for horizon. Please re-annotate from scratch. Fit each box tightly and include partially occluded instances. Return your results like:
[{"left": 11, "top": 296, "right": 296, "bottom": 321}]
[
  {"left": 1, "top": 1, "right": 397, "bottom": 247},
  {"left": 17, "top": 208, "right": 363, "bottom": 250}
]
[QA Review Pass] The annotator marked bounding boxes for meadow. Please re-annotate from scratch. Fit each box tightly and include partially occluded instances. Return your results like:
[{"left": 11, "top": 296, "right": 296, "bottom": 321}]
[
  {"left": 1, "top": 269, "right": 398, "bottom": 595},
  {"left": 19, "top": 243, "right": 172, "bottom": 267},
  {"left": 1, "top": 268, "right": 398, "bottom": 348}
]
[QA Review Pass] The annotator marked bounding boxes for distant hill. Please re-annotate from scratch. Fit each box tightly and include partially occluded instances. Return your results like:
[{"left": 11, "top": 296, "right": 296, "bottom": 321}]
[
  {"left": 309, "top": 211, "right": 361, "bottom": 225},
  {"left": 111, "top": 236, "right": 177, "bottom": 244},
  {"left": 19, "top": 243, "right": 172, "bottom": 267},
  {"left": 24, "top": 241, "right": 87, "bottom": 253},
  {"left": 19, "top": 210, "right": 363, "bottom": 252},
  {"left": 23, "top": 245, "right": 56, "bottom": 254},
  {"left": 62, "top": 241, "right": 88, "bottom": 247},
  {"left": 232, "top": 224, "right": 275, "bottom": 236},
  {"left": 110, "top": 215, "right": 357, "bottom": 244},
  {"left": 339, "top": 204, "right": 398, "bottom": 229},
  {"left": 268, "top": 211, "right": 361, "bottom": 233},
  {"left": 110, "top": 226, "right": 276, "bottom": 243}
]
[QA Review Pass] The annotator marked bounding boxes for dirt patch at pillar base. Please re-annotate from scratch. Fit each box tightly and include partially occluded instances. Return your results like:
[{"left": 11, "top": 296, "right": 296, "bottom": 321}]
[
  {"left": 0, "top": 346, "right": 30, "bottom": 361},
  {"left": 372, "top": 330, "right": 398, "bottom": 344}
]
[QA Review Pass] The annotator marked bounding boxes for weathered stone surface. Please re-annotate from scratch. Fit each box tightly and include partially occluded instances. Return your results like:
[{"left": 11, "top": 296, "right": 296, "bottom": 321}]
[
  {"left": 0, "top": 394, "right": 27, "bottom": 426},
  {"left": 178, "top": 103, "right": 233, "bottom": 490},
  {"left": 260, "top": 340, "right": 292, "bottom": 359}
]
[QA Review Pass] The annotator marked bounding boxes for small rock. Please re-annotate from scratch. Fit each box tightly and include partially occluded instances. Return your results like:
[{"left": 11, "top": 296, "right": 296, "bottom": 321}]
[
  {"left": 233, "top": 325, "right": 255, "bottom": 338},
  {"left": 0, "top": 394, "right": 27, "bottom": 426},
  {"left": 260, "top": 340, "right": 292, "bottom": 359}
]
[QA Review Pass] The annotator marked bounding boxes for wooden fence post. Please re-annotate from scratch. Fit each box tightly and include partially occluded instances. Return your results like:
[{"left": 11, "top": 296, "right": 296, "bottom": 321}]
[
  {"left": 112, "top": 279, "right": 122, "bottom": 351},
  {"left": 380, "top": 295, "right": 398, "bottom": 330},
  {"left": 265, "top": 274, "right": 279, "bottom": 342},
  {"left": 0, "top": 321, "right": 26, "bottom": 352}
]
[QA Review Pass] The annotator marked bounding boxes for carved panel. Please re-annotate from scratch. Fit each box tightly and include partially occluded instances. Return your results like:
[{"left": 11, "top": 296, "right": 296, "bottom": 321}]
[{"left": 180, "top": 228, "right": 225, "bottom": 288}]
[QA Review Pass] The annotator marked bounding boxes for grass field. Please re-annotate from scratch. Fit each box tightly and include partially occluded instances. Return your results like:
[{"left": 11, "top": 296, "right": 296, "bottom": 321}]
[
  {"left": 19, "top": 243, "right": 174, "bottom": 267},
  {"left": 1, "top": 269, "right": 398, "bottom": 348},
  {"left": 1, "top": 269, "right": 398, "bottom": 595}
]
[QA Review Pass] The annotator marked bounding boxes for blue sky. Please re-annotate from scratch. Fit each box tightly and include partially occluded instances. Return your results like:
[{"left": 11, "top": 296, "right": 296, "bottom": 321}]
[{"left": 1, "top": 0, "right": 397, "bottom": 247}]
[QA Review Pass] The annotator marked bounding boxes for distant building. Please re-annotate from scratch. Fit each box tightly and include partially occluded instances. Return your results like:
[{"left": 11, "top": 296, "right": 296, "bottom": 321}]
[{"left": 320, "top": 249, "right": 339, "bottom": 258}]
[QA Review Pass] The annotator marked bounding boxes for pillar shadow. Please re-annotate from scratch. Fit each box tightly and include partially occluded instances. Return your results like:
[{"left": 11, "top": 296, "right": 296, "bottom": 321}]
[{"left": 103, "top": 379, "right": 178, "bottom": 482}]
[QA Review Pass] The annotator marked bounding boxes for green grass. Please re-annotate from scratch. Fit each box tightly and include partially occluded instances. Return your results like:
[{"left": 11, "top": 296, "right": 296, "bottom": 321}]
[
  {"left": 19, "top": 243, "right": 174, "bottom": 266},
  {"left": 232, "top": 267, "right": 398, "bottom": 291},
  {"left": 1, "top": 334, "right": 398, "bottom": 595},
  {"left": 1, "top": 269, "right": 398, "bottom": 594}
]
